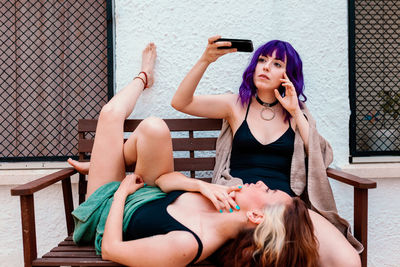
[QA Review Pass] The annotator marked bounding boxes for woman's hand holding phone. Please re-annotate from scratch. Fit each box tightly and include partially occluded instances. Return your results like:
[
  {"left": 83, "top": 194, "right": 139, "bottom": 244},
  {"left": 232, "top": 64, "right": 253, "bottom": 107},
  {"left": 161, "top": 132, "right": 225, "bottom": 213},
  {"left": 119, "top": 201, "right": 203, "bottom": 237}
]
[{"left": 200, "top": 35, "right": 237, "bottom": 64}]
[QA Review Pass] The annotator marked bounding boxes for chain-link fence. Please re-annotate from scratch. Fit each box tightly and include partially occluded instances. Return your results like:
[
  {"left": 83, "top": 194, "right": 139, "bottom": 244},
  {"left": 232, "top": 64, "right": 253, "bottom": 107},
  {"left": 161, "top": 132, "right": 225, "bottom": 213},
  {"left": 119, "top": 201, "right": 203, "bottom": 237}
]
[
  {"left": 0, "top": 0, "right": 113, "bottom": 161},
  {"left": 350, "top": 0, "right": 400, "bottom": 156}
]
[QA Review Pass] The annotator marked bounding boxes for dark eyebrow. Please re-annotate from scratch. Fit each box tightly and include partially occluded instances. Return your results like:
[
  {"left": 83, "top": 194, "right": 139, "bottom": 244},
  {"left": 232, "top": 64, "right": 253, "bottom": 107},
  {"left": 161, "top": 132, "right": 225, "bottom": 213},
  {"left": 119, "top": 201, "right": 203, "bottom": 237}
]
[{"left": 260, "top": 55, "right": 285, "bottom": 64}]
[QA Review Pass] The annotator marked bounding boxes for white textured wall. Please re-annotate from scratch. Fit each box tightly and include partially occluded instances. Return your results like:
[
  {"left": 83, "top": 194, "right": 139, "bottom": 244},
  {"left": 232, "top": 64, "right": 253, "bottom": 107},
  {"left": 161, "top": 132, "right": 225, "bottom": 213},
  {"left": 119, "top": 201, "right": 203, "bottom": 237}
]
[
  {"left": 2, "top": 1, "right": 399, "bottom": 267},
  {"left": 115, "top": 0, "right": 350, "bottom": 167}
]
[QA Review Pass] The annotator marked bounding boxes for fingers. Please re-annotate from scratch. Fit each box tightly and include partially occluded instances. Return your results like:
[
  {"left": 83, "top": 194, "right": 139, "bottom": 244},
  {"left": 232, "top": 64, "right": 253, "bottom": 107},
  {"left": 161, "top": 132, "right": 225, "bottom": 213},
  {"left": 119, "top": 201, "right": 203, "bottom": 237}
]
[
  {"left": 274, "top": 89, "right": 284, "bottom": 102},
  {"left": 203, "top": 35, "right": 237, "bottom": 63},
  {"left": 219, "top": 192, "right": 232, "bottom": 212},
  {"left": 214, "top": 40, "right": 231, "bottom": 48},
  {"left": 118, "top": 174, "right": 145, "bottom": 195},
  {"left": 198, "top": 183, "right": 242, "bottom": 213},
  {"left": 228, "top": 184, "right": 243, "bottom": 192},
  {"left": 217, "top": 185, "right": 242, "bottom": 212},
  {"left": 208, "top": 35, "right": 221, "bottom": 44},
  {"left": 279, "top": 75, "right": 296, "bottom": 97},
  {"left": 213, "top": 40, "right": 237, "bottom": 54},
  {"left": 280, "top": 72, "right": 295, "bottom": 89},
  {"left": 283, "top": 72, "right": 289, "bottom": 79}
]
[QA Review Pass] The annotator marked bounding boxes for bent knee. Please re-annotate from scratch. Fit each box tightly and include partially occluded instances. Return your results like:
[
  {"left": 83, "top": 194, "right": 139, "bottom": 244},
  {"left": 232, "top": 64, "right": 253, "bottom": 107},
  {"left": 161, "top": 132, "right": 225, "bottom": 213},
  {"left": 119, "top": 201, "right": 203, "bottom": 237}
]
[
  {"left": 99, "top": 103, "right": 126, "bottom": 122},
  {"left": 138, "top": 116, "right": 170, "bottom": 138}
]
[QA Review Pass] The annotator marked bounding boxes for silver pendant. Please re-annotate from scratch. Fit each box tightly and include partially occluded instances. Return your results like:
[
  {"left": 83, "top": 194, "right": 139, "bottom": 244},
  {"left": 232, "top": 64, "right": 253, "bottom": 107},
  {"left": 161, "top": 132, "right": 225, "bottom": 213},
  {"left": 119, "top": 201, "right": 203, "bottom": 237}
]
[{"left": 260, "top": 107, "right": 275, "bottom": 121}]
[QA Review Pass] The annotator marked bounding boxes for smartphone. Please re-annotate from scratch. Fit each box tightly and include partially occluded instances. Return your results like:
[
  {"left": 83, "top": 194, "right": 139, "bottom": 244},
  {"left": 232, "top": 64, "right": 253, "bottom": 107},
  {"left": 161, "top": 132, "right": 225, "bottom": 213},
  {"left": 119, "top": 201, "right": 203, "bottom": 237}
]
[{"left": 214, "top": 38, "right": 254, "bottom": 52}]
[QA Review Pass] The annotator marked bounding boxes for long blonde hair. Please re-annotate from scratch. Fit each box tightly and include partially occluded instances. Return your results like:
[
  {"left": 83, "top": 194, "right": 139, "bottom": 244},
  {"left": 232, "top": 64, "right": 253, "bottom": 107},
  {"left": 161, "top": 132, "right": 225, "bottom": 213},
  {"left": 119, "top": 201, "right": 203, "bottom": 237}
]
[
  {"left": 253, "top": 204, "right": 286, "bottom": 262},
  {"left": 215, "top": 197, "right": 319, "bottom": 267}
]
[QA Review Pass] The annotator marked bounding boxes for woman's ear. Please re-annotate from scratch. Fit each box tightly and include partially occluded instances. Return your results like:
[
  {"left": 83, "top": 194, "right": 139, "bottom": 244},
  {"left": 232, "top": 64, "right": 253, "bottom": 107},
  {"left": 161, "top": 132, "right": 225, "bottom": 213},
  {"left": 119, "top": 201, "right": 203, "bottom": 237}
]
[{"left": 246, "top": 210, "right": 264, "bottom": 225}]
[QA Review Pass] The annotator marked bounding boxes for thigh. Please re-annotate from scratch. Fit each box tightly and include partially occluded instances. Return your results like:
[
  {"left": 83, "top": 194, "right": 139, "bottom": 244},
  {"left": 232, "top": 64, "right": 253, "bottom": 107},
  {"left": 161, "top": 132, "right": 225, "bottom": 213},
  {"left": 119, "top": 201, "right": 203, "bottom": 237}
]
[
  {"left": 87, "top": 108, "right": 126, "bottom": 198},
  {"left": 123, "top": 117, "right": 174, "bottom": 186},
  {"left": 309, "top": 210, "right": 361, "bottom": 267}
]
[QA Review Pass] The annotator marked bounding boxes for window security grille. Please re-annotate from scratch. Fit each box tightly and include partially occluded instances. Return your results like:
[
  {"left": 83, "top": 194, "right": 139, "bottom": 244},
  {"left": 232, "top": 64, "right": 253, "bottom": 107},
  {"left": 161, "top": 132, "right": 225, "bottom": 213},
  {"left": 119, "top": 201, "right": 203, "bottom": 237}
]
[
  {"left": 0, "top": 0, "right": 113, "bottom": 161},
  {"left": 349, "top": 0, "right": 400, "bottom": 156}
]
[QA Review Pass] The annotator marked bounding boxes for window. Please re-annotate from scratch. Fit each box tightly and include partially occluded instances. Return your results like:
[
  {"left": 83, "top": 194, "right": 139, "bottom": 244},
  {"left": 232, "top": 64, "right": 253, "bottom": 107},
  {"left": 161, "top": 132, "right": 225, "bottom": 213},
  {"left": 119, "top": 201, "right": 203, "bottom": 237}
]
[
  {"left": 0, "top": 0, "right": 114, "bottom": 161},
  {"left": 349, "top": 0, "right": 400, "bottom": 158}
]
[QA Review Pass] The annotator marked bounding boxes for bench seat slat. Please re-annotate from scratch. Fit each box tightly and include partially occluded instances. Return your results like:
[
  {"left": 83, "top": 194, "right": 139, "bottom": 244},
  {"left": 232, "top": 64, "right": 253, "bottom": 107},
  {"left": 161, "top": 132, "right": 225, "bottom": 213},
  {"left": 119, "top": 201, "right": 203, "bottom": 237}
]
[
  {"left": 51, "top": 246, "right": 95, "bottom": 252},
  {"left": 43, "top": 251, "right": 100, "bottom": 258},
  {"left": 59, "top": 240, "right": 76, "bottom": 246},
  {"left": 33, "top": 257, "right": 121, "bottom": 266},
  {"left": 34, "top": 257, "right": 216, "bottom": 266}
]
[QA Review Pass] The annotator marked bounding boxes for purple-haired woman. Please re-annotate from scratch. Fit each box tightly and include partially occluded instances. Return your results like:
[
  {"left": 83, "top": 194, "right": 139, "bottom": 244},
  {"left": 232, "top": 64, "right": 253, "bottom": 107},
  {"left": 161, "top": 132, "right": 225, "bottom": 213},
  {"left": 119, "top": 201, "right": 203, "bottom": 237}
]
[{"left": 172, "top": 35, "right": 362, "bottom": 266}]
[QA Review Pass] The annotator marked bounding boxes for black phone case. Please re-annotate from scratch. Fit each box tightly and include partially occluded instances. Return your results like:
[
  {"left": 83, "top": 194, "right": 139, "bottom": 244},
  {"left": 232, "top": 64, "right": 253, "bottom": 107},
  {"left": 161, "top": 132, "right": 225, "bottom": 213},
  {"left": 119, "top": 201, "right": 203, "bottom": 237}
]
[{"left": 215, "top": 38, "right": 254, "bottom": 52}]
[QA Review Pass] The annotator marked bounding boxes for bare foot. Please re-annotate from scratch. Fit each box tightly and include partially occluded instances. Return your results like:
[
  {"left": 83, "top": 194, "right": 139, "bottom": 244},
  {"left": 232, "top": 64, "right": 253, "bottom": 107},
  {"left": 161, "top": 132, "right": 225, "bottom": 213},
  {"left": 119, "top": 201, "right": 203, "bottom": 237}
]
[
  {"left": 141, "top": 43, "right": 157, "bottom": 88},
  {"left": 67, "top": 158, "right": 90, "bottom": 175}
]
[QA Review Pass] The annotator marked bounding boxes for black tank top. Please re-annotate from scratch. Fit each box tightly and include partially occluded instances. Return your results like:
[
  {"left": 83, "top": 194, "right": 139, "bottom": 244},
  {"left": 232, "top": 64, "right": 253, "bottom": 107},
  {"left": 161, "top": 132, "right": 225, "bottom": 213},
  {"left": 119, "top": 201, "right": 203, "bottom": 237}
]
[
  {"left": 230, "top": 102, "right": 296, "bottom": 196},
  {"left": 124, "top": 190, "right": 203, "bottom": 265}
]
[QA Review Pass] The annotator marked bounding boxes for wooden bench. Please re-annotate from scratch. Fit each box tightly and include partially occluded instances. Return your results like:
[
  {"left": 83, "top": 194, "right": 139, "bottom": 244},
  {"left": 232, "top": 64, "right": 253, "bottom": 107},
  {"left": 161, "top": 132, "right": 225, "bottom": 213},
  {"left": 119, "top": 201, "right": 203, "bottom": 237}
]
[{"left": 11, "top": 118, "right": 377, "bottom": 267}]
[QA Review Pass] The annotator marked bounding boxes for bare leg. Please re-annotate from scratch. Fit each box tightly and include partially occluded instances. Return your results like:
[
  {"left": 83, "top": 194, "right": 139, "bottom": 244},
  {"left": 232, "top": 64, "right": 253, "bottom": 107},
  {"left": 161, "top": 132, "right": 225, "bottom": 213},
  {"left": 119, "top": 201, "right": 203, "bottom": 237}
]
[
  {"left": 86, "top": 43, "right": 157, "bottom": 198},
  {"left": 69, "top": 118, "right": 174, "bottom": 187},
  {"left": 123, "top": 116, "right": 174, "bottom": 186},
  {"left": 309, "top": 210, "right": 361, "bottom": 267}
]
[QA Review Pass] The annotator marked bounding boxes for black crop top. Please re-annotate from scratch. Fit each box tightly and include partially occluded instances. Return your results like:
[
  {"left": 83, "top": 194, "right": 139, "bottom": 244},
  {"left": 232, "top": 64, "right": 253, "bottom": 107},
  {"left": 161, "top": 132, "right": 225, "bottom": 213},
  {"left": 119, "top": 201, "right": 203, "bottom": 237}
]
[
  {"left": 124, "top": 190, "right": 203, "bottom": 265},
  {"left": 230, "top": 102, "right": 296, "bottom": 196}
]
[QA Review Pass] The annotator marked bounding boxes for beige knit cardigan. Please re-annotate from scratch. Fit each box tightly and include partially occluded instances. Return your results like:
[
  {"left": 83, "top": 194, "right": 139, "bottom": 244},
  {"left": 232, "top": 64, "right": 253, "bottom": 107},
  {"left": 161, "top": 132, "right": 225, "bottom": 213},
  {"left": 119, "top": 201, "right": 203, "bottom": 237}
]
[{"left": 212, "top": 102, "right": 363, "bottom": 252}]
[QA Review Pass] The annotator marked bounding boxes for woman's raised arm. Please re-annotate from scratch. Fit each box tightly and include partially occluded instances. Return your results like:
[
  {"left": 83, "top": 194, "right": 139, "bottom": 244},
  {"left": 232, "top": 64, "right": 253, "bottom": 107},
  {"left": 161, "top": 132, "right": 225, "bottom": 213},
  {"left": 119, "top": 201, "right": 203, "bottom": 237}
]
[{"left": 171, "top": 35, "right": 237, "bottom": 119}]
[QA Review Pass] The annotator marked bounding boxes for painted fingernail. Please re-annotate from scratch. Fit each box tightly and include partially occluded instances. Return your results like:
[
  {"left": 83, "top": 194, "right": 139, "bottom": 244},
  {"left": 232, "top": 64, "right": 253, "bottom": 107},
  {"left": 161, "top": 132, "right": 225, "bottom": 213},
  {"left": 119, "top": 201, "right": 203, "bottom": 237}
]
[
  {"left": 143, "top": 183, "right": 147, "bottom": 186},
  {"left": 229, "top": 208, "right": 233, "bottom": 213},
  {"left": 238, "top": 185, "right": 242, "bottom": 189},
  {"left": 219, "top": 209, "right": 223, "bottom": 213},
  {"left": 236, "top": 205, "right": 240, "bottom": 210}
]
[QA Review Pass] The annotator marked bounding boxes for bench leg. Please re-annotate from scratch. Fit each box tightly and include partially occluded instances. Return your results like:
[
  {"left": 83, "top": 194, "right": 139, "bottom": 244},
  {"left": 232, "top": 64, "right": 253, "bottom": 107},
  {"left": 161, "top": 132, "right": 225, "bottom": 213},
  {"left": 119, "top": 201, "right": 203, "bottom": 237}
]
[
  {"left": 354, "top": 188, "right": 368, "bottom": 267},
  {"left": 62, "top": 177, "right": 75, "bottom": 235},
  {"left": 20, "top": 195, "right": 37, "bottom": 267}
]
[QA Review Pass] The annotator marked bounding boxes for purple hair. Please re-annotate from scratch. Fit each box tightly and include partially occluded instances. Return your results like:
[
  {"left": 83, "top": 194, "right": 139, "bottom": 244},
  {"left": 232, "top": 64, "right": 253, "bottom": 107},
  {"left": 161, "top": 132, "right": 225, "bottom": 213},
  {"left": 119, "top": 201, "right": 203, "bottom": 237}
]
[{"left": 238, "top": 40, "right": 306, "bottom": 119}]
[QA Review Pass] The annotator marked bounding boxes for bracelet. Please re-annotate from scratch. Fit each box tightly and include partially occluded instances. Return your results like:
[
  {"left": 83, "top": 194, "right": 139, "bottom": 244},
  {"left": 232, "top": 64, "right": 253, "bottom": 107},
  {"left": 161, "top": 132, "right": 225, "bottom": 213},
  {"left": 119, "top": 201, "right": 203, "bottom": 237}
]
[
  {"left": 133, "top": 76, "right": 146, "bottom": 89},
  {"left": 133, "top": 71, "right": 148, "bottom": 90}
]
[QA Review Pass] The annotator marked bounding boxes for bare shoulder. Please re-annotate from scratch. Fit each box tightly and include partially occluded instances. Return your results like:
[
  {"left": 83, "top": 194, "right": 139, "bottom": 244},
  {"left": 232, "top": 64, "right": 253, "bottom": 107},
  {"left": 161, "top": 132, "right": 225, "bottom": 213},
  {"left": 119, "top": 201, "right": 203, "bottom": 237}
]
[
  {"left": 308, "top": 209, "right": 342, "bottom": 235},
  {"left": 165, "top": 231, "right": 199, "bottom": 262}
]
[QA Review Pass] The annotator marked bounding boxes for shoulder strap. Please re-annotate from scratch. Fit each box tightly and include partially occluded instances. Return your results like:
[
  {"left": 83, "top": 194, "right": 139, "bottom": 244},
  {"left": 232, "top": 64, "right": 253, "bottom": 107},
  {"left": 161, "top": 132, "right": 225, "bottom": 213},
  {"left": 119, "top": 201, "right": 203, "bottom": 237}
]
[
  {"left": 187, "top": 229, "right": 203, "bottom": 265},
  {"left": 244, "top": 100, "right": 251, "bottom": 121}
]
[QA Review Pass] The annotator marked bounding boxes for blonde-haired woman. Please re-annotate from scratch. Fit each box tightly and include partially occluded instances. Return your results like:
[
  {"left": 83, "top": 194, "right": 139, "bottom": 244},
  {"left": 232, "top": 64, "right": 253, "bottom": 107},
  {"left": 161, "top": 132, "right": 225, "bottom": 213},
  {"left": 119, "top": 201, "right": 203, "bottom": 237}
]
[{"left": 70, "top": 43, "right": 319, "bottom": 266}]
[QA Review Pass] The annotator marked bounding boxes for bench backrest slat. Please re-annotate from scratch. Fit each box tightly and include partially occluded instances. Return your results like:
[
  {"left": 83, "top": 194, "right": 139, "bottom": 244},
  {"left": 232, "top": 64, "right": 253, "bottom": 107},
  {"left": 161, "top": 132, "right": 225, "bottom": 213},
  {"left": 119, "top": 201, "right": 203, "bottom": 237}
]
[
  {"left": 79, "top": 137, "right": 218, "bottom": 153},
  {"left": 78, "top": 119, "right": 223, "bottom": 132}
]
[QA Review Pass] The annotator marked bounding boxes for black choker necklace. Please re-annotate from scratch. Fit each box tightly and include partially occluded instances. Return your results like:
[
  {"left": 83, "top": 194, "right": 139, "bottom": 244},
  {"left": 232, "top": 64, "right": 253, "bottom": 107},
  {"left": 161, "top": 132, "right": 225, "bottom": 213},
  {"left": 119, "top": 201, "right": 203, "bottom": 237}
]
[{"left": 255, "top": 95, "right": 279, "bottom": 121}]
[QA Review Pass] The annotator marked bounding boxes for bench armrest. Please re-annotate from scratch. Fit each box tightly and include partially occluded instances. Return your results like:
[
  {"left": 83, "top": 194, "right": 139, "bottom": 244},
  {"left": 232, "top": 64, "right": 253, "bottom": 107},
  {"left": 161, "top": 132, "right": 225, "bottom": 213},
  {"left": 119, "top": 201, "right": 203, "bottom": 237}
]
[
  {"left": 10, "top": 167, "right": 77, "bottom": 267},
  {"left": 326, "top": 167, "right": 377, "bottom": 189},
  {"left": 326, "top": 167, "right": 376, "bottom": 267},
  {"left": 11, "top": 167, "right": 77, "bottom": 196}
]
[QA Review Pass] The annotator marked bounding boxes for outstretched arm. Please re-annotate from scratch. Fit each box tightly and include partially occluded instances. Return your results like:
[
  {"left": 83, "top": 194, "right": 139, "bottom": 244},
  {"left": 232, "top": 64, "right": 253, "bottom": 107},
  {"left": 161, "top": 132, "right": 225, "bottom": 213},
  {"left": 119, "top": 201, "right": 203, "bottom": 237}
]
[
  {"left": 156, "top": 171, "right": 241, "bottom": 212},
  {"left": 171, "top": 35, "right": 237, "bottom": 119}
]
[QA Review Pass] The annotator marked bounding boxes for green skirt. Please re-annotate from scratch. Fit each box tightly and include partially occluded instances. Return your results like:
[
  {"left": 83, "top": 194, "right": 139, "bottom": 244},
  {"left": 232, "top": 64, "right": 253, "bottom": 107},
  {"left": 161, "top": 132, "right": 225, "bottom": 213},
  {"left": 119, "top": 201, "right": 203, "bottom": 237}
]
[{"left": 72, "top": 181, "right": 166, "bottom": 254}]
